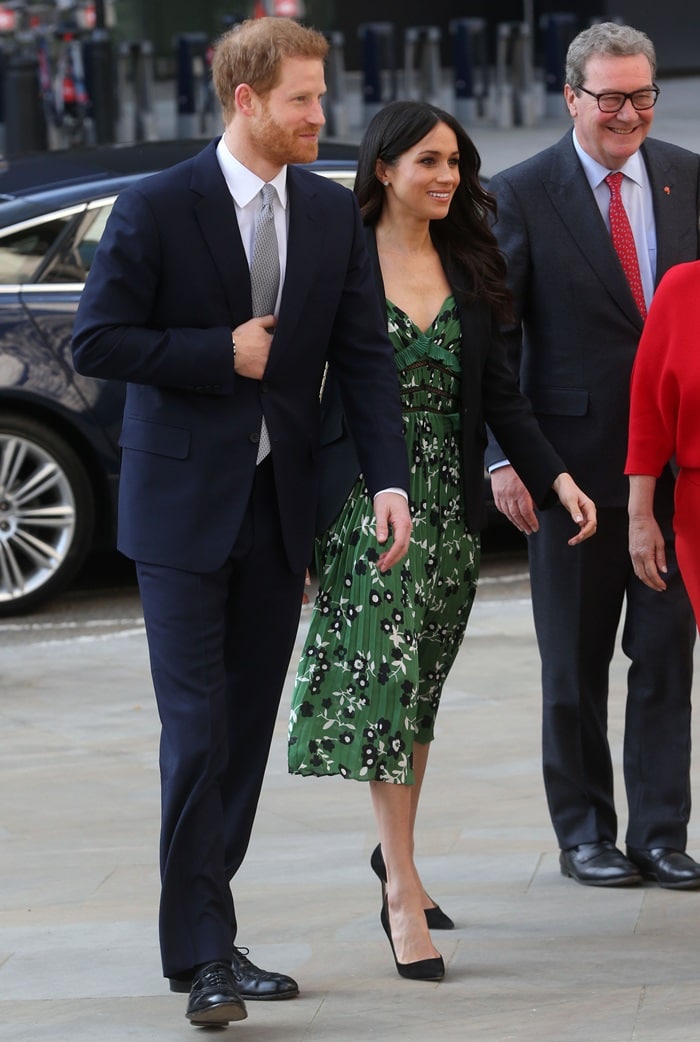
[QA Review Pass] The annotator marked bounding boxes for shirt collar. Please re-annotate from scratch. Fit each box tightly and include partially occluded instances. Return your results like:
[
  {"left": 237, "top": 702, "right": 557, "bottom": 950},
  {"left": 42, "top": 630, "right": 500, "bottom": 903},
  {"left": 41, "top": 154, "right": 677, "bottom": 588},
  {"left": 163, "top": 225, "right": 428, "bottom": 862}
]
[
  {"left": 215, "top": 136, "right": 288, "bottom": 209},
  {"left": 572, "top": 128, "right": 645, "bottom": 191}
]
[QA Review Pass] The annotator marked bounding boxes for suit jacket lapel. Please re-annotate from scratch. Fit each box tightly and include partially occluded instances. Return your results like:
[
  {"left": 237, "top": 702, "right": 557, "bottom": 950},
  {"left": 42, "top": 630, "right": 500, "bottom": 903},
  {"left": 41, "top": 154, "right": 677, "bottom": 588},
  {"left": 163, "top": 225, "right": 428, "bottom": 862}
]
[
  {"left": 544, "top": 133, "right": 644, "bottom": 331},
  {"left": 364, "top": 225, "right": 386, "bottom": 301},
  {"left": 189, "top": 140, "right": 252, "bottom": 322},
  {"left": 643, "top": 139, "right": 697, "bottom": 283}
]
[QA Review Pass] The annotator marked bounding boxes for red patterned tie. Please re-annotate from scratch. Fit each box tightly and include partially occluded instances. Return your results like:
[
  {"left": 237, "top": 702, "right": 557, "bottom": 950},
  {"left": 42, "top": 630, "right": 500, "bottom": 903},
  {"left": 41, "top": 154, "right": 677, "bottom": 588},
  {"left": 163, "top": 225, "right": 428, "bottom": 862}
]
[{"left": 604, "top": 172, "right": 647, "bottom": 319}]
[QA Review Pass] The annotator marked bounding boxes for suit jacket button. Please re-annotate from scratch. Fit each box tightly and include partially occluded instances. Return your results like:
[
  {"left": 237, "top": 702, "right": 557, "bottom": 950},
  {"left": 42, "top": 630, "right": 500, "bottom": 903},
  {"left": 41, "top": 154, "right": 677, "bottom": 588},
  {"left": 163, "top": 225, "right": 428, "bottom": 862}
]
[{"left": 250, "top": 432, "right": 260, "bottom": 444}]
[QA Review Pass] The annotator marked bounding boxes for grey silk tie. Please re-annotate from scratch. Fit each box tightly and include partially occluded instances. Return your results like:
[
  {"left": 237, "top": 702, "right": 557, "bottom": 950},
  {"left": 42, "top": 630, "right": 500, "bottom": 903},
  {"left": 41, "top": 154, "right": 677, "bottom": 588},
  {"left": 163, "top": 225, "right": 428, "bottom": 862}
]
[{"left": 250, "top": 183, "right": 280, "bottom": 462}]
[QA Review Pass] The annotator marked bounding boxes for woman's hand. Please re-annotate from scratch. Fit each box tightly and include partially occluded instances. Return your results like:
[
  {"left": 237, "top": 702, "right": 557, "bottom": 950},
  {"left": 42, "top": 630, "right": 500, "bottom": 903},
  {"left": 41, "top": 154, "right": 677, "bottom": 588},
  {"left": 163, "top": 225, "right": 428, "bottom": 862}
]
[
  {"left": 551, "top": 473, "right": 597, "bottom": 545},
  {"left": 628, "top": 475, "right": 667, "bottom": 591}
]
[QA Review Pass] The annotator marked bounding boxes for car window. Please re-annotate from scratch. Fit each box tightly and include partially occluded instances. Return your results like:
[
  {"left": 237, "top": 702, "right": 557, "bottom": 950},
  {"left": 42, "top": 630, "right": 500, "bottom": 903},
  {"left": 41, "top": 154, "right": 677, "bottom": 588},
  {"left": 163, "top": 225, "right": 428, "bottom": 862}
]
[
  {"left": 0, "top": 216, "right": 75, "bottom": 284},
  {"left": 41, "top": 202, "right": 113, "bottom": 284},
  {"left": 315, "top": 170, "right": 355, "bottom": 190}
]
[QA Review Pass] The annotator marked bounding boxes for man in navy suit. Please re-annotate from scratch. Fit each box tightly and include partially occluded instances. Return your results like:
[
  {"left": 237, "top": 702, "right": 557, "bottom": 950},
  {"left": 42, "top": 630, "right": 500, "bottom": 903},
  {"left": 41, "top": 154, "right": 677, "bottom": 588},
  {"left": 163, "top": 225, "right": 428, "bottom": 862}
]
[
  {"left": 486, "top": 23, "right": 700, "bottom": 892},
  {"left": 72, "top": 17, "right": 411, "bottom": 1027}
]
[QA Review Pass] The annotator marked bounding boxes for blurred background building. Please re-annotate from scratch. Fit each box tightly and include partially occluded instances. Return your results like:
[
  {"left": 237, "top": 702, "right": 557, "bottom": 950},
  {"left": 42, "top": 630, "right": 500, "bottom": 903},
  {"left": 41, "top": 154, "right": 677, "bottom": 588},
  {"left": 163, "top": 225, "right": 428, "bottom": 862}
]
[
  {"left": 0, "top": 0, "right": 696, "bottom": 158},
  {"left": 110, "top": 0, "right": 697, "bottom": 75}
]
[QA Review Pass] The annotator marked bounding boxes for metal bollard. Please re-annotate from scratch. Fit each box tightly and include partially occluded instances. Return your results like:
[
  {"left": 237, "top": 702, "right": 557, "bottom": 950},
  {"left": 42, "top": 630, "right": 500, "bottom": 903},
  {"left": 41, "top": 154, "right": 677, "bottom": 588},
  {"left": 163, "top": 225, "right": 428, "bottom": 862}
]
[
  {"left": 134, "top": 40, "right": 157, "bottom": 141},
  {"left": 0, "top": 42, "right": 6, "bottom": 157},
  {"left": 175, "top": 32, "right": 209, "bottom": 139},
  {"left": 449, "top": 17, "right": 488, "bottom": 124},
  {"left": 358, "top": 22, "right": 396, "bottom": 125},
  {"left": 323, "top": 30, "right": 347, "bottom": 139},
  {"left": 540, "top": 12, "right": 579, "bottom": 117},
  {"left": 403, "top": 26, "right": 442, "bottom": 107},
  {"left": 83, "top": 28, "right": 117, "bottom": 144},
  {"left": 4, "top": 42, "right": 47, "bottom": 157},
  {"left": 492, "top": 22, "right": 515, "bottom": 130},
  {"left": 511, "top": 21, "right": 538, "bottom": 127},
  {"left": 117, "top": 40, "right": 157, "bottom": 143}
]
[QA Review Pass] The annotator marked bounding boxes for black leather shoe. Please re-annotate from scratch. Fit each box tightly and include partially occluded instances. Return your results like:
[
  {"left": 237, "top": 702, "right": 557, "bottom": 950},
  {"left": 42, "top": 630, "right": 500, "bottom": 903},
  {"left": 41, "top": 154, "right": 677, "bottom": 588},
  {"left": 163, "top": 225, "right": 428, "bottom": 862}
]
[
  {"left": 170, "top": 946, "right": 299, "bottom": 1000},
  {"left": 370, "top": 844, "right": 455, "bottom": 930},
  {"left": 230, "top": 945, "right": 299, "bottom": 1000},
  {"left": 185, "top": 961, "right": 247, "bottom": 1026},
  {"left": 627, "top": 846, "right": 700, "bottom": 890},
  {"left": 559, "top": 841, "right": 643, "bottom": 887}
]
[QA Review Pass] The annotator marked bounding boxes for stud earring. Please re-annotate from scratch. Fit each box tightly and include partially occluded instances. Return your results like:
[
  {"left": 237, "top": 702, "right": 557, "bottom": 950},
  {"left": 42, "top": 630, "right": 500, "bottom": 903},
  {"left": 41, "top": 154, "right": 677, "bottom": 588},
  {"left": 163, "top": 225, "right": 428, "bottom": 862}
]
[{"left": 383, "top": 181, "right": 390, "bottom": 187}]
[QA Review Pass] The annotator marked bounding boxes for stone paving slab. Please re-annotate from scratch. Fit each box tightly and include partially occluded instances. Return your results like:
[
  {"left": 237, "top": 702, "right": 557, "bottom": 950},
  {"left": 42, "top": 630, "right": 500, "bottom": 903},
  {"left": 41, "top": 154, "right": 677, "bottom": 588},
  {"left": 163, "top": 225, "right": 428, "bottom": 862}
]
[{"left": 2, "top": 585, "right": 700, "bottom": 1042}]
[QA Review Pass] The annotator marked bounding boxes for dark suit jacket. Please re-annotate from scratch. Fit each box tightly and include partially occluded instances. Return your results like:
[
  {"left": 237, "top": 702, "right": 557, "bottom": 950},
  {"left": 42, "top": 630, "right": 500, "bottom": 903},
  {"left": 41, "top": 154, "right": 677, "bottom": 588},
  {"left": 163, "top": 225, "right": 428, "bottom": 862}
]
[
  {"left": 485, "top": 131, "right": 700, "bottom": 508},
  {"left": 317, "top": 225, "right": 568, "bottom": 534},
  {"left": 72, "top": 140, "right": 409, "bottom": 575}
]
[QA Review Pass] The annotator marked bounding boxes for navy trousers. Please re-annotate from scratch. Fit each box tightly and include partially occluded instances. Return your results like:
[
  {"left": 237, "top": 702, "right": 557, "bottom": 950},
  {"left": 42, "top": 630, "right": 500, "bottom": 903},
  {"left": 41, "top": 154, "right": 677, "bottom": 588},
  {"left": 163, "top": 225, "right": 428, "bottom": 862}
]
[{"left": 136, "top": 458, "right": 307, "bottom": 979}]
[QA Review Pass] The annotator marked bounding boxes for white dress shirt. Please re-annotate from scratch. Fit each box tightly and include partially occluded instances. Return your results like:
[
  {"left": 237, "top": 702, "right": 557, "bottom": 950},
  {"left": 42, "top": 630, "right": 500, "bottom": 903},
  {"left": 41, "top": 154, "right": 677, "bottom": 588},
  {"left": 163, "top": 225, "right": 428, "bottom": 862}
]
[
  {"left": 216, "top": 136, "right": 288, "bottom": 315},
  {"left": 215, "top": 135, "right": 406, "bottom": 504}
]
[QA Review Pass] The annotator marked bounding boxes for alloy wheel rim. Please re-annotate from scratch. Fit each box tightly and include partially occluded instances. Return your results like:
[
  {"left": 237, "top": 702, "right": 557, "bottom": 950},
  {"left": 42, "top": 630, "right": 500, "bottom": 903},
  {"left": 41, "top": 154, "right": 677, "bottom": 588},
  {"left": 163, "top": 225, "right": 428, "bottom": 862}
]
[{"left": 0, "top": 433, "right": 76, "bottom": 603}]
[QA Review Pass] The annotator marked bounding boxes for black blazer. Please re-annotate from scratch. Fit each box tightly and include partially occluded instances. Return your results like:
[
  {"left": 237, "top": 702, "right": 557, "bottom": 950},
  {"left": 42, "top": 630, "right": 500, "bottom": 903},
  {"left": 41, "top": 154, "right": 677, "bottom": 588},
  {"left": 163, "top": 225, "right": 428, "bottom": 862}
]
[
  {"left": 486, "top": 131, "right": 700, "bottom": 508},
  {"left": 317, "top": 225, "right": 568, "bottom": 534}
]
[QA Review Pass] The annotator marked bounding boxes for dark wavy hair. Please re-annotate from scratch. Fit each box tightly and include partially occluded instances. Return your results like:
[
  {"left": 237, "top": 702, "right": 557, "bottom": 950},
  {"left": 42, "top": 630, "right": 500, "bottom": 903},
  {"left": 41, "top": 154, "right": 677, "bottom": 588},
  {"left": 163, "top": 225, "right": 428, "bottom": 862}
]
[{"left": 354, "top": 100, "right": 512, "bottom": 323}]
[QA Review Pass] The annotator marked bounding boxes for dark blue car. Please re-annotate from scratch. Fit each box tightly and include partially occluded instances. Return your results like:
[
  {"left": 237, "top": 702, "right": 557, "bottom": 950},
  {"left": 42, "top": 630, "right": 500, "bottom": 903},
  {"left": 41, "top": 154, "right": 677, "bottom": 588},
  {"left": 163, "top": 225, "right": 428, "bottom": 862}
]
[{"left": 0, "top": 140, "right": 357, "bottom": 615}]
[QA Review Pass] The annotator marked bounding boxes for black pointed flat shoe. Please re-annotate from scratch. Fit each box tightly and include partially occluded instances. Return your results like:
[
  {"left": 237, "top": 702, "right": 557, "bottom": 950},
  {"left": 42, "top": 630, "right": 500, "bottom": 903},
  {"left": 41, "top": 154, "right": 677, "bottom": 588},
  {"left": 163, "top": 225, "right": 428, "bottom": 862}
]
[{"left": 370, "top": 843, "right": 455, "bottom": 930}]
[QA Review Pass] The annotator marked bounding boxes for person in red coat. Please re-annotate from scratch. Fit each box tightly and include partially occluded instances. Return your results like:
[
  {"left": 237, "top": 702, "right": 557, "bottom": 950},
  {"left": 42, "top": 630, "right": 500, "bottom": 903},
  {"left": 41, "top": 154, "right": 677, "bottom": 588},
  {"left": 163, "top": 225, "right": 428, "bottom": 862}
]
[{"left": 626, "top": 260, "right": 700, "bottom": 623}]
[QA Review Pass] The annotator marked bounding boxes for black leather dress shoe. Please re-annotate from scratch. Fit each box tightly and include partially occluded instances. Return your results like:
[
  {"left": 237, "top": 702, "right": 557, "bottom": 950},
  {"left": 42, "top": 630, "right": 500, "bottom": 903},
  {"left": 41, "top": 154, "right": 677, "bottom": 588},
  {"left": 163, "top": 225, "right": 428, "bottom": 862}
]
[
  {"left": 185, "top": 961, "right": 247, "bottom": 1026},
  {"left": 559, "top": 841, "right": 643, "bottom": 887},
  {"left": 627, "top": 847, "right": 700, "bottom": 890},
  {"left": 230, "top": 945, "right": 299, "bottom": 1000},
  {"left": 171, "top": 946, "right": 299, "bottom": 1000}
]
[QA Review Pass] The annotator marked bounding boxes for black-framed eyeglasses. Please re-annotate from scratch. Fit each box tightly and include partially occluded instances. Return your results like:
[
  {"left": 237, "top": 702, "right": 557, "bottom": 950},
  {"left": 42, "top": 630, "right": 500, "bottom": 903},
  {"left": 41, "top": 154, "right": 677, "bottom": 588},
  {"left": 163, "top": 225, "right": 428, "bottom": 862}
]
[{"left": 575, "top": 85, "right": 660, "bottom": 113}]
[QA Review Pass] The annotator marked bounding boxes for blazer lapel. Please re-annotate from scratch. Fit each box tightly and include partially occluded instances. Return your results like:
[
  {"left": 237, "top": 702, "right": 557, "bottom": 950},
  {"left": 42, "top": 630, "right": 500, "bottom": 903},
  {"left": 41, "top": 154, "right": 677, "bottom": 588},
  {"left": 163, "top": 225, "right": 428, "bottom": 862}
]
[
  {"left": 643, "top": 139, "right": 699, "bottom": 283},
  {"left": 189, "top": 141, "right": 252, "bottom": 322},
  {"left": 364, "top": 225, "right": 386, "bottom": 301},
  {"left": 543, "top": 134, "right": 644, "bottom": 331}
]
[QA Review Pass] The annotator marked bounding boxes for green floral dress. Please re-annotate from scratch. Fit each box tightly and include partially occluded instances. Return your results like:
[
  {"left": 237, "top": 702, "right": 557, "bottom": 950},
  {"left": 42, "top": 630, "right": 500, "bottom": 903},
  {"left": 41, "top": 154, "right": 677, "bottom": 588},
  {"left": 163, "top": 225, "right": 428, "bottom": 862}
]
[{"left": 288, "top": 296, "right": 480, "bottom": 784}]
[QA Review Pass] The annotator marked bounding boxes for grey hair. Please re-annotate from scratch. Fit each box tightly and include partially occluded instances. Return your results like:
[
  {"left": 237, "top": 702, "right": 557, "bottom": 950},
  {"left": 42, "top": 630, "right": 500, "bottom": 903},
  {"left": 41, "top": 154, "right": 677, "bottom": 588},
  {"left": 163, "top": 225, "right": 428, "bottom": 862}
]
[{"left": 565, "top": 22, "right": 657, "bottom": 89}]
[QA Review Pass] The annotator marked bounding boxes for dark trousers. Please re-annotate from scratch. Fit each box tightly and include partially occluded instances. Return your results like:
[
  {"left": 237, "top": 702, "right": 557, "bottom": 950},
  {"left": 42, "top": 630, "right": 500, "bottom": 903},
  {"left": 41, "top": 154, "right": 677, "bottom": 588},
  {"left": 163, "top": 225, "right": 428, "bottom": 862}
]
[
  {"left": 136, "top": 458, "right": 306, "bottom": 979},
  {"left": 528, "top": 505, "right": 695, "bottom": 852},
  {"left": 675, "top": 469, "right": 700, "bottom": 626}
]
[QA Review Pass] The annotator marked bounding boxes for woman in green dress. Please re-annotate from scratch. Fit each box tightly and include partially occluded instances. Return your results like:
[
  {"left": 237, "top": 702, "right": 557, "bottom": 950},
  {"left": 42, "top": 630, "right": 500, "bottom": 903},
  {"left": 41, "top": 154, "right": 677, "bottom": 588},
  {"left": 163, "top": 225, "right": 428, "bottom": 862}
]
[{"left": 289, "top": 101, "right": 596, "bottom": 980}]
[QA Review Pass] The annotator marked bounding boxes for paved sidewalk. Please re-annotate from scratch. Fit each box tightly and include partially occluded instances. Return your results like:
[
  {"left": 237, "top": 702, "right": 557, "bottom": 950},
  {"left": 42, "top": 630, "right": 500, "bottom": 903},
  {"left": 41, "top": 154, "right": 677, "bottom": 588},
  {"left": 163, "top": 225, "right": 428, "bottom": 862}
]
[{"left": 2, "top": 565, "right": 699, "bottom": 1042}]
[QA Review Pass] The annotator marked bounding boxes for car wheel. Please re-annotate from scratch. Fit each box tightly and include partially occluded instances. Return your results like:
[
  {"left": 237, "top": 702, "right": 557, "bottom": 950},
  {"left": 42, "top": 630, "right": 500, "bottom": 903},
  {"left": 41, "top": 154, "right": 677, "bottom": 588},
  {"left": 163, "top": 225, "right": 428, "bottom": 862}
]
[{"left": 0, "top": 414, "right": 95, "bottom": 616}]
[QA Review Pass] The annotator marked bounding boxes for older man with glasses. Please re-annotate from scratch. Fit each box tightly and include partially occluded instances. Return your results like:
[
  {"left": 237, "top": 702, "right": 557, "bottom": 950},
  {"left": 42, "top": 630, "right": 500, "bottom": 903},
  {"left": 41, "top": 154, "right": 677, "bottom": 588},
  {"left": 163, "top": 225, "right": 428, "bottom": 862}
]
[{"left": 486, "top": 22, "right": 700, "bottom": 890}]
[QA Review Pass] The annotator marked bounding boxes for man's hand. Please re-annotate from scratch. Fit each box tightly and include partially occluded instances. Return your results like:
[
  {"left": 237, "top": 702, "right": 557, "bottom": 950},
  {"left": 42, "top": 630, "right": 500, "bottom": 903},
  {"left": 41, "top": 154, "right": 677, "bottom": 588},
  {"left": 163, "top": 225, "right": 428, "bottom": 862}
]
[
  {"left": 629, "top": 514, "right": 668, "bottom": 591},
  {"left": 232, "top": 316, "right": 276, "bottom": 379},
  {"left": 490, "top": 464, "right": 539, "bottom": 533},
  {"left": 373, "top": 491, "right": 412, "bottom": 572},
  {"left": 551, "top": 474, "right": 597, "bottom": 545}
]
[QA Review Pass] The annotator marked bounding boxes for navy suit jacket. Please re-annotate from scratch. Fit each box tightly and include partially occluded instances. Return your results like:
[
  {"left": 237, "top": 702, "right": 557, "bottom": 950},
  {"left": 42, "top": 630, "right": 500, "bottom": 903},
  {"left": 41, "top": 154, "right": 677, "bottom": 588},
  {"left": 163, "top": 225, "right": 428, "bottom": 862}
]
[
  {"left": 486, "top": 131, "right": 700, "bottom": 509},
  {"left": 72, "top": 140, "right": 409, "bottom": 574}
]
